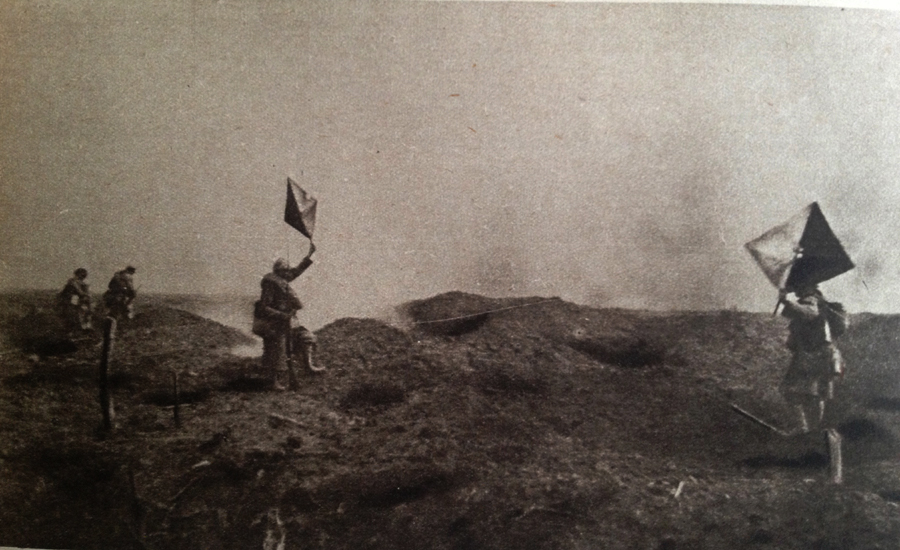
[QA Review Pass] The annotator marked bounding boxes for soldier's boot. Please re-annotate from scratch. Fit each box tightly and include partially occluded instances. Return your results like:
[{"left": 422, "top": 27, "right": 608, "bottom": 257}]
[
  {"left": 271, "top": 369, "right": 286, "bottom": 391},
  {"left": 304, "top": 344, "right": 325, "bottom": 373}
]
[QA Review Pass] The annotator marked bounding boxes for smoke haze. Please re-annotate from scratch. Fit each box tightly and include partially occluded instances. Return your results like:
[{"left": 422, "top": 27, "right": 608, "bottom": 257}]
[{"left": 2, "top": 2, "right": 900, "bottom": 328}]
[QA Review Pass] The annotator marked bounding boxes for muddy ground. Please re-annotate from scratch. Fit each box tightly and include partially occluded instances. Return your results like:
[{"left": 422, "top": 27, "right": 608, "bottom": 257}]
[{"left": 1, "top": 290, "right": 900, "bottom": 549}]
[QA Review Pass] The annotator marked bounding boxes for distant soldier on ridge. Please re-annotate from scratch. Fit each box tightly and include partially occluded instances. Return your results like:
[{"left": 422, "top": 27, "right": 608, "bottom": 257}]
[
  {"left": 777, "top": 284, "right": 848, "bottom": 433},
  {"left": 56, "top": 268, "right": 93, "bottom": 333},
  {"left": 104, "top": 266, "right": 137, "bottom": 321},
  {"left": 253, "top": 241, "right": 322, "bottom": 391}
]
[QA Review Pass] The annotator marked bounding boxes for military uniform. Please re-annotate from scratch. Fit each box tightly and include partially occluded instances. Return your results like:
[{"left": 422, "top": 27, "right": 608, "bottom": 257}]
[
  {"left": 780, "top": 288, "right": 843, "bottom": 431},
  {"left": 57, "top": 270, "right": 92, "bottom": 332},
  {"left": 104, "top": 267, "right": 137, "bottom": 320},
  {"left": 256, "top": 256, "right": 320, "bottom": 390}
]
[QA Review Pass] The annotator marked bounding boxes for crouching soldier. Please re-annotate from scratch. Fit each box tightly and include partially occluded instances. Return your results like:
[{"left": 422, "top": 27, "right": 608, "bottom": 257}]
[
  {"left": 254, "top": 242, "right": 322, "bottom": 391},
  {"left": 104, "top": 266, "right": 137, "bottom": 321},
  {"left": 57, "top": 268, "right": 93, "bottom": 333}
]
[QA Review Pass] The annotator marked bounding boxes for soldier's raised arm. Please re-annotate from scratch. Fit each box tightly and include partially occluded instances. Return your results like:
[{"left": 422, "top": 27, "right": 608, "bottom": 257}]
[{"left": 284, "top": 243, "right": 316, "bottom": 281}]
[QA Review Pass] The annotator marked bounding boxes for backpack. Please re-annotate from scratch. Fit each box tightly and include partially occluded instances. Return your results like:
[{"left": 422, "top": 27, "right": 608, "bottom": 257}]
[
  {"left": 252, "top": 300, "right": 278, "bottom": 338},
  {"left": 822, "top": 300, "right": 848, "bottom": 339}
]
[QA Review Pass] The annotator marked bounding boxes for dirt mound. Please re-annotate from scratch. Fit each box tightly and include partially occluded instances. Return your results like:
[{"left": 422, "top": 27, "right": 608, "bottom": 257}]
[
  {"left": 2, "top": 291, "right": 900, "bottom": 549},
  {"left": 836, "top": 314, "right": 900, "bottom": 402},
  {"left": 4, "top": 308, "right": 80, "bottom": 357},
  {"left": 400, "top": 291, "right": 503, "bottom": 335}
]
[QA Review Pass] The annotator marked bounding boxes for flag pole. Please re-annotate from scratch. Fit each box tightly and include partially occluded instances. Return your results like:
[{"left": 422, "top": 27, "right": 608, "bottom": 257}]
[
  {"left": 773, "top": 251, "right": 801, "bottom": 316},
  {"left": 285, "top": 219, "right": 291, "bottom": 266}
]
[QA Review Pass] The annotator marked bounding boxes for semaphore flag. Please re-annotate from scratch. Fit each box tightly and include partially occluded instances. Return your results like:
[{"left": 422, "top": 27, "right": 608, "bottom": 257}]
[
  {"left": 745, "top": 202, "right": 854, "bottom": 292},
  {"left": 284, "top": 177, "right": 317, "bottom": 240}
]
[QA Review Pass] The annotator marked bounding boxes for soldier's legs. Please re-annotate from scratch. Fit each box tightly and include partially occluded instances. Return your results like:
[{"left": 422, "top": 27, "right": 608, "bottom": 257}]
[
  {"left": 784, "top": 387, "right": 820, "bottom": 433},
  {"left": 795, "top": 397, "right": 829, "bottom": 433},
  {"left": 814, "top": 377, "right": 833, "bottom": 426},
  {"left": 286, "top": 359, "right": 301, "bottom": 390},
  {"left": 262, "top": 334, "right": 287, "bottom": 390},
  {"left": 783, "top": 351, "right": 827, "bottom": 433},
  {"left": 78, "top": 305, "right": 93, "bottom": 330},
  {"left": 59, "top": 309, "right": 76, "bottom": 336},
  {"left": 783, "top": 386, "right": 815, "bottom": 433},
  {"left": 107, "top": 302, "right": 124, "bottom": 322}
]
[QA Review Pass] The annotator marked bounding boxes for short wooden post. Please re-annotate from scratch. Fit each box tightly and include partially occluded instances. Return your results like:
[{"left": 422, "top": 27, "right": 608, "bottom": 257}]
[
  {"left": 99, "top": 317, "right": 116, "bottom": 431},
  {"left": 129, "top": 466, "right": 145, "bottom": 542},
  {"left": 826, "top": 428, "right": 843, "bottom": 484},
  {"left": 172, "top": 370, "right": 181, "bottom": 427}
]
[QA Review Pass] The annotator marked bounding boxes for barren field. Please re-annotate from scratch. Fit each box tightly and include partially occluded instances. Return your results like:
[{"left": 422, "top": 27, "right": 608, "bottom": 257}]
[{"left": 1, "top": 290, "right": 900, "bottom": 549}]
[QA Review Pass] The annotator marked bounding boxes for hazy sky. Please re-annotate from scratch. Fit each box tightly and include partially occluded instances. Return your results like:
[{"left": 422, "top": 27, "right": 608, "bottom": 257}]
[{"left": 2, "top": 1, "right": 900, "bottom": 327}]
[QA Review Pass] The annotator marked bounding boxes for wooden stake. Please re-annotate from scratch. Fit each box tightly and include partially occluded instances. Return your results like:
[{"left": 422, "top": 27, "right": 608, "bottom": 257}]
[
  {"left": 129, "top": 466, "right": 145, "bottom": 543},
  {"left": 99, "top": 317, "right": 116, "bottom": 432},
  {"left": 826, "top": 428, "right": 843, "bottom": 484}
]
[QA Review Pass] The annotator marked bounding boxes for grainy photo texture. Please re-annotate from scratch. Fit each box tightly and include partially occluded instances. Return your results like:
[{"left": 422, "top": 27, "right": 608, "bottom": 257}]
[{"left": 1, "top": 2, "right": 900, "bottom": 549}]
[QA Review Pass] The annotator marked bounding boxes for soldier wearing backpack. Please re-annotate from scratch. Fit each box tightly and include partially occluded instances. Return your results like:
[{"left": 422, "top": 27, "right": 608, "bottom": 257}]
[
  {"left": 778, "top": 284, "right": 848, "bottom": 433},
  {"left": 253, "top": 242, "right": 321, "bottom": 391}
]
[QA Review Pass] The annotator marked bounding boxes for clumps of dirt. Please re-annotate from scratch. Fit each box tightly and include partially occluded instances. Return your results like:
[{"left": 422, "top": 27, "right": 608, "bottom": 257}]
[
  {"left": 741, "top": 450, "right": 830, "bottom": 469},
  {"left": 108, "top": 371, "right": 152, "bottom": 392},
  {"left": 340, "top": 381, "right": 407, "bottom": 411},
  {"left": 4, "top": 442, "right": 139, "bottom": 550},
  {"left": 322, "top": 464, "right": 464, "bottom": 509},
  {"left": 868, "top": 397, "right": 900, "bottom": 411},
  {"left": 315, "top": 317, "right": 457, "bottom": 406},
  {"left": 836, "top": 313, "right": 900, "bottom": 405},
  {"left": 5, "top": 309, "right": 81, "bottom": 357},
  {"left": 475, "top": 363, "right": 549, "bottom": 396},
  {"left": 840, "top": 417, "right": 892, "bottom": 442},
  {"left": 210, "top": 356, "right": 269, "bottom": 392},
  {"left": 222, "top": 377, "right": 274, "bottom": 393},
  {"left": 141, "top": 387, "right": 211, "bottom": 407},
  {"left": 6, "top": 290, "right": 900, "bottom": 549},
  {"left": 836, "top": 417, "right": 898, "bottom": 464},
  {"left": 4, "top": 361, "right": 97, "bottom": 388},
  {"left": 316, "top": 318, "right": 414, "bottom": 364}
]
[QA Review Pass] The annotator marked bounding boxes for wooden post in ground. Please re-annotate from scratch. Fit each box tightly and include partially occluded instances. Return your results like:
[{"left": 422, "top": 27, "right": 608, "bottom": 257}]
[
  {"left": 99, "top": 316, "right": 116, "bottom": 432},
  {"left": 129, "top": 466, "right": 145, "bottom": 543},
  {"left": 172, "top": 370, "right": 181, "bottom": 427},
  {"left": 826, "top": 428, "right": 843, "bottom": 484}
]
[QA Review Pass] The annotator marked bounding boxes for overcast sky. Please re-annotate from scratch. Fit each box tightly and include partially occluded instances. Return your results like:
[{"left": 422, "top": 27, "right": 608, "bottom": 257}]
[{"left": 2, "top": 1, "right": 900, "bottom": 327}]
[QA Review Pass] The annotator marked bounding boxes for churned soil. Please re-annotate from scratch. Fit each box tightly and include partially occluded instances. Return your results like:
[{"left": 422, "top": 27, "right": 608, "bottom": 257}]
[{"left": 1, "top": 290, "right": 900, "bottom": 550}]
